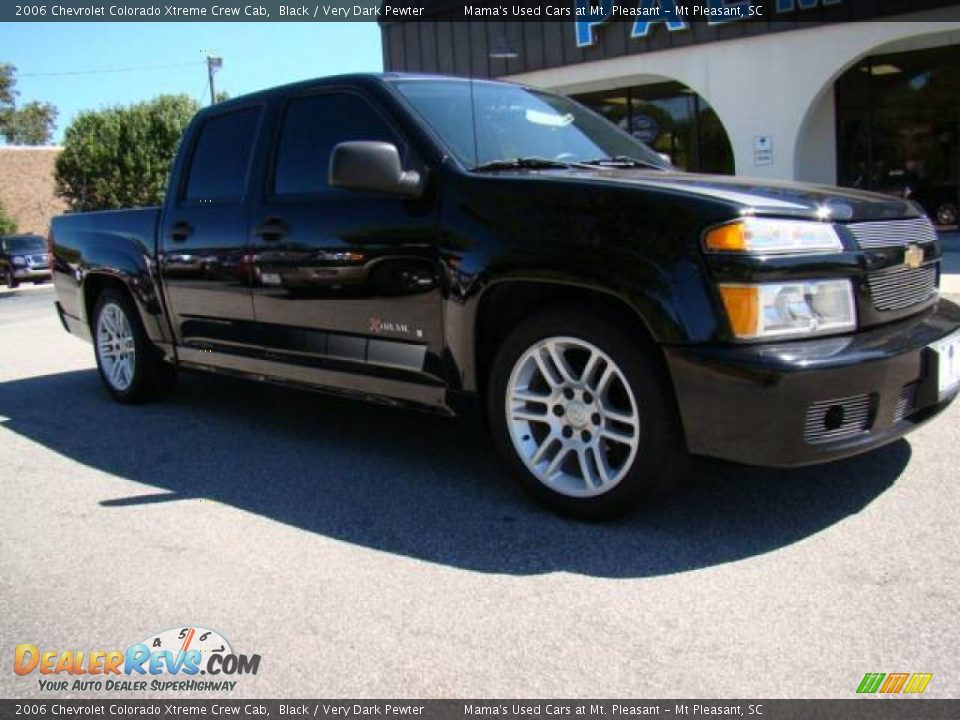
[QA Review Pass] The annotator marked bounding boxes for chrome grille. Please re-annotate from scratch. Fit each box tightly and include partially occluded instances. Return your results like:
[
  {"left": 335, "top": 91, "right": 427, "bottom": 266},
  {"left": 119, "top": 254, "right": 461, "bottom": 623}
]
[
  {"left": 867, "top": 263, "right": 938, "bottom": 311},
  {"left": 28, "top": 254, "right": 49, "bottom": 266},
  {"left": 804, "top": 394, "right": 874, "bottom": 444},
  {"left": 894, "top": 384, "right": 919, "bottom": 423},
  {"left": 847, "top": 217, "right": 937, "bottom": 249}
]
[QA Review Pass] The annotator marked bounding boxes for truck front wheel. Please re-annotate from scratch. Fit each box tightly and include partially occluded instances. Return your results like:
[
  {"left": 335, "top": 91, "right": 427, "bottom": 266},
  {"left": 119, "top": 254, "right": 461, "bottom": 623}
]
[
  {"left": 92, "top": 289, "right": 175, "bottom": 404},
  {"left": 488, "top": 310, "right": 686, "bottom": 519}
]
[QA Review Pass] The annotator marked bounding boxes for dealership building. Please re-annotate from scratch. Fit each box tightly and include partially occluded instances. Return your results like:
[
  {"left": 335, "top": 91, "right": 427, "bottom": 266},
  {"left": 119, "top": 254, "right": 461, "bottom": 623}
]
[{"left": 381, "top": 1, "right": 960, "bottom": 225}]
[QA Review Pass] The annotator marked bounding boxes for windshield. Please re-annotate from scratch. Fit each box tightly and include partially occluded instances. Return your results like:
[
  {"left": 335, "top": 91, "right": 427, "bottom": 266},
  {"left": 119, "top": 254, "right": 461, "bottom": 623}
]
[
  {"left": 3, "top": 235, "right": 46, "bottom": 254},
  {"left": 390, "top": 79, "right": 669, "bottom": 170}
]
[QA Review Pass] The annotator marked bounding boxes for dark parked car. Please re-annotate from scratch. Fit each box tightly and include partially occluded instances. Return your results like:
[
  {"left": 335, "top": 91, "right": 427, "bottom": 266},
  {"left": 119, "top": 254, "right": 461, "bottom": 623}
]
[
  {"left": 2, "top": 233, "right": 52, "bottom": 288},
  {"left": 906, "top": 182, "right": 958, "bottom": 229},
  {"left": 874, "top": 168, "right": 959, "bottom": 228},
  {"left": 50, "top": 74, "right": 960, "bottom": 518}
]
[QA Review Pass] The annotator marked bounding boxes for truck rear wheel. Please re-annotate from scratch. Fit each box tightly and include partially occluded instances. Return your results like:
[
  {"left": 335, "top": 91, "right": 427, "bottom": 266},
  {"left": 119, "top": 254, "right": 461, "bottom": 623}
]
[
  {"left": 488, "top": 310, "right": 686, "bottom": 519},
  {"left": 92, "top": 289, "right": 175, "bottom": 404}
]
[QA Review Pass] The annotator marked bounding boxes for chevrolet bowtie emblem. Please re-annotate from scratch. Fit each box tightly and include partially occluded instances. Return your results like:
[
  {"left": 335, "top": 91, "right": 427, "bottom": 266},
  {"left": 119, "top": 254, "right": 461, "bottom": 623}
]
[{"left": 904, "top": 244, "right": 924, "bottom": 270}]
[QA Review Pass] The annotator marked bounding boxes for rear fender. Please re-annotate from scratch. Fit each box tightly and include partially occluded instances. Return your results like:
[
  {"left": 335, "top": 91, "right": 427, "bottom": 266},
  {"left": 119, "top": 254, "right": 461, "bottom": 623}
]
[{"left": 73, "top": 233, "right": 175, "bottom": 357}]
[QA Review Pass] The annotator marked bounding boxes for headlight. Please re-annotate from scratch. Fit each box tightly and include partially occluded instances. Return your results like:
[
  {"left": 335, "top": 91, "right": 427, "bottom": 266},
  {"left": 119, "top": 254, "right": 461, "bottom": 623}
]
[
  {"left": 12, "top": 256, "right": 26, "bottom": 267},
  {"left": 704, "top": 218, "right": 843, "bottom": 254},
  {"left": 719, "top": 279, "right": 856, "bottom": 340}
]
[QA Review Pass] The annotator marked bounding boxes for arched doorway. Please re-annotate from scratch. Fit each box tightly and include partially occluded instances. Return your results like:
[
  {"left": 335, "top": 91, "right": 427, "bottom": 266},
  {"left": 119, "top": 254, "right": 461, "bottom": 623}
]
[
  {"left": 793, "top": 29, "right": 960, "bottom": 228},
  {"left": 572, "top": 81, "right": 734, "bottom": 175},
  {"left": 835, "top": 44, "right": 960, "bottom": 228}
]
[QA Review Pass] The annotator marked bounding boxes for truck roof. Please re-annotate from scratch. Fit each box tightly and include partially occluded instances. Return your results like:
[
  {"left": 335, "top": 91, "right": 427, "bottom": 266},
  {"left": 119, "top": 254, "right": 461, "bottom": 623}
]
[{"left": 205, "top": 72, "right": 515, "bottom": 114}]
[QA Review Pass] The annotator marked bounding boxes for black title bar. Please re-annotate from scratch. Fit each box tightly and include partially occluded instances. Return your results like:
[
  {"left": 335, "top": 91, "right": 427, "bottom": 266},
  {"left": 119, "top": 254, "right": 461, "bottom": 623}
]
[
  {"left": 4, "top": 0, "right": 960, "bottom": 22},
  {"left": 3, "top": 700, "right": 960, "bottom": 719}
]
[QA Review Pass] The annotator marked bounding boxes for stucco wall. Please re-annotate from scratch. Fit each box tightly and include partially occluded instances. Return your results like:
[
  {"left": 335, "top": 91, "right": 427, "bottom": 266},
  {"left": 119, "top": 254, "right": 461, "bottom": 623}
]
[{"left": 0, "top": 146, "right": 67, "bottom": 236}]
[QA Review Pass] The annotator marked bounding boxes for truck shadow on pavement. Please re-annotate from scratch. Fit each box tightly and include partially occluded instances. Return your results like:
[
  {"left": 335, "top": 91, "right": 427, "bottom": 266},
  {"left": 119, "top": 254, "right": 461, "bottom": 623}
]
[{"left": 0, "top": 368, "right": 910, "bottom": 578}]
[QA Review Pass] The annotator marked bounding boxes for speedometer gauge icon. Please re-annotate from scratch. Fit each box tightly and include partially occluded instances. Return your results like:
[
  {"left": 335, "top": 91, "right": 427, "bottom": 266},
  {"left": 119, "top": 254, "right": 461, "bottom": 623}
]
[{"left": 138, "top": 626, "right": 233, "bottom": 668}]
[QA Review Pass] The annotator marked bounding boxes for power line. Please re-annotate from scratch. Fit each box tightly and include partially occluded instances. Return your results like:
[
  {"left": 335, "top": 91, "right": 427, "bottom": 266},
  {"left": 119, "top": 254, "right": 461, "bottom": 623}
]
[{"left": 18, "top": 61, "right": 206, "bottom": 78}]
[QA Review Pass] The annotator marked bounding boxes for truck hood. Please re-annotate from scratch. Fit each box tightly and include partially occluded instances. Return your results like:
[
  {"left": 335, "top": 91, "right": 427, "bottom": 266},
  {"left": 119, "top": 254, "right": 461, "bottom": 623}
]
[{"left": 514, "top": 167, "right": 922, "bottom": 223}]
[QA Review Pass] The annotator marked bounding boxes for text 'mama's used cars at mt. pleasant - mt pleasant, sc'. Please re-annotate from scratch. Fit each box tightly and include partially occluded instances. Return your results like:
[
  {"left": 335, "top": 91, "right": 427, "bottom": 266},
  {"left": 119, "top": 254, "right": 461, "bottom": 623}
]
[{"left": 50, "top": 74, "right": 960, "bottom": 518}]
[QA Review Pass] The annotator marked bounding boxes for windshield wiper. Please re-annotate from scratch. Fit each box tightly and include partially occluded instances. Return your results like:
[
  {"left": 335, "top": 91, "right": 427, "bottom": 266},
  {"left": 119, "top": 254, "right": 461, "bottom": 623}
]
[
  {"left": 472, "top": 157, "right": 577, "bottom": 172},
  {"left": 582, "top": 155, "right": 664, "bottom": 169}
]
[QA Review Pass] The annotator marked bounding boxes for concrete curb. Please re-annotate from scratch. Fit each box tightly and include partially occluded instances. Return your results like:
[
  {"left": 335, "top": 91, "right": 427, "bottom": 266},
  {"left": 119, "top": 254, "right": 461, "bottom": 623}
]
[
  {"left": 0, "top": 282, "right": 53, "bottom": 295},
  {"left": 941, "top": 232, "right": 960, "bottom": 295},
  {"left": 943, "top": 274, "right": 960, "bottom": 295}
]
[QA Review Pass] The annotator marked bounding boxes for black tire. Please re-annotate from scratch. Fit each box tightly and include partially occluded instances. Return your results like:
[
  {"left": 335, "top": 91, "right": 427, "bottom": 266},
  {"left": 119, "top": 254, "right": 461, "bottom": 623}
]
[
  {"left": 488, "top": 309, "right": 686, "bottom": 519},
  {"left": 92, "top": 288, "right": 176, "bottom": 404},
  {"left": 5, "top": 268, "right": 18, "bottom": 289}
]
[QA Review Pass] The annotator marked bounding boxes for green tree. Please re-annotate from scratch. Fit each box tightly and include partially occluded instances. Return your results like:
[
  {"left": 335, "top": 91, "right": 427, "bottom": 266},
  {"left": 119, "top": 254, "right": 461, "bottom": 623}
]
[
  {"left": 55, "top": 95, "right": 200, "bottom": 212},
  {"left": 0, "top": 200, "right": 16, "bottom": 236},
  {"left": 0, "top": 63, "right": 20, "bottom": 139},
  {"left": 0, "top": 63, "right": 58, "bottom": 145},
  {"left": 3, "top": 100, "right": 58, "bottom": 145},
  {"left": 0, "top": 63, "right": 16, "bottom": 116}
]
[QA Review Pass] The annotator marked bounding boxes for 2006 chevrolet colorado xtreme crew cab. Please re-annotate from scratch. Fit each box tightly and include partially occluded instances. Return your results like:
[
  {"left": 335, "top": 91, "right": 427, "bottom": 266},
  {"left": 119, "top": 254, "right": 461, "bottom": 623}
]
[{"left": 51, "top": 74, "right": 960, "bottom": 517}]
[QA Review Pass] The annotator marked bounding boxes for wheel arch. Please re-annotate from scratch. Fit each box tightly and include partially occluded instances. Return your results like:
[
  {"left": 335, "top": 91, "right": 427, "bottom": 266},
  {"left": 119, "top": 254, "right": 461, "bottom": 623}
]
[
  {"left": 83, "top": 272, "right": 130, "bottom": 327},
  {"left": 81, "top": 269, "right": 176, "bottom": 363},
  {"left": 466, "top": 277, "right": 677, "bottom": 401}
]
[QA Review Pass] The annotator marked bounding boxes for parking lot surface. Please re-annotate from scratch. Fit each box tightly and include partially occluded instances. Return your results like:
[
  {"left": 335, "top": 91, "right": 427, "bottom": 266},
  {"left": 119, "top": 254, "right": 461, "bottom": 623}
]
[{"left": 1, "top": 285, "right": 959, "bottom": 698}]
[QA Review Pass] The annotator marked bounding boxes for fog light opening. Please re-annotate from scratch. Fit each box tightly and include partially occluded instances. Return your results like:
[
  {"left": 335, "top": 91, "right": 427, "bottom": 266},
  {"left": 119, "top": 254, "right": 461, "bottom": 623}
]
[{"left": 824, "top": 405, "right": 846, "bottom": 431}]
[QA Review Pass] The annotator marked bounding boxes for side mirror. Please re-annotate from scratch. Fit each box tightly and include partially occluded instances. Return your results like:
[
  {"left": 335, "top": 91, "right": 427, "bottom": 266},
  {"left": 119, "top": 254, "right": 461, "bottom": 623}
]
[{"left": 329, "top": 141, "right": 423, "bottom": 198}]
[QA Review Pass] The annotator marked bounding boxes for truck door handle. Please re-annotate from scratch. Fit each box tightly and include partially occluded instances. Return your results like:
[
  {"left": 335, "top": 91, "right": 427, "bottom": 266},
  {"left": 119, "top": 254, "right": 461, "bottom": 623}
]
[
  {"left": 169, "top": 221, "right": 194, "bottom": 241},
  {"left": 254, "top": 218, "right": 289, "bottom": 240}
]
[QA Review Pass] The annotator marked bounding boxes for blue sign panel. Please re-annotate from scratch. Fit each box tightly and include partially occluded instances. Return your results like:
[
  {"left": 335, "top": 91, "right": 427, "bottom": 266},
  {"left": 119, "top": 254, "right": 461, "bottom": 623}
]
[{"left": 575, "top": 0, "right": 844, "bottom": 48}]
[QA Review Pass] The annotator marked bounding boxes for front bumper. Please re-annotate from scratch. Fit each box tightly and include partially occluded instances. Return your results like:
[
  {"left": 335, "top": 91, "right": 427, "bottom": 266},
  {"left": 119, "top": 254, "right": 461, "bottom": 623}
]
[
  {"left": 664, "top": 299, "right": 960, "bottom": 467},
  {"left": 12, "top": 267, "right": 51, "bottom": 280}
]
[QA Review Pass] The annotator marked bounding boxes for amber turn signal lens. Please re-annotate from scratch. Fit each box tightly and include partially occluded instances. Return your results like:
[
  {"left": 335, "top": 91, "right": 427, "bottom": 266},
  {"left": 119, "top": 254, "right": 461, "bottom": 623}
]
[
  {"left": 704, "top": 222, "right": 747, "bottom": 252},
  {"left": 704, "top": 218, "right": 843, "bottom": 254},
  {"left": 719, "top": 286, "right": 759, "bottom": 338}
]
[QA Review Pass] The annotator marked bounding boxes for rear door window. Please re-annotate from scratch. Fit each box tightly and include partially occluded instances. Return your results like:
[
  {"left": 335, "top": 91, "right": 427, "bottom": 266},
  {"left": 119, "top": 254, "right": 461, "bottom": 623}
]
[{"left": 184, "top": 107, "right": 261, "bottom": 203}]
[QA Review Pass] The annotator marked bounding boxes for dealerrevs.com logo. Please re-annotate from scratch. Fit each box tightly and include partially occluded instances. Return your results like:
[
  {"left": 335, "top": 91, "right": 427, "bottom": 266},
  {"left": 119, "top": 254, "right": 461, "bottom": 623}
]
[{"left": 14, "top": 626, "right": 261, "bottom": 693}]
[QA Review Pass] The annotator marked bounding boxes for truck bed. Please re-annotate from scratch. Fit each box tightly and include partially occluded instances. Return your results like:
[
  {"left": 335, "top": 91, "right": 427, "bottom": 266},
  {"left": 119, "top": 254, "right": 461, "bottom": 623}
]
[{"left": 51, "top": 206, "right": 162, "bottom": 335}]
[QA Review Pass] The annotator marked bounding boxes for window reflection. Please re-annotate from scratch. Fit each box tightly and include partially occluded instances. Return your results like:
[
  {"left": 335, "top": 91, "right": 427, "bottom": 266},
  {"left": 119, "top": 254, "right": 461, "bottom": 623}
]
[{"left": 573, "top": 81, "right": 734, "bottom": 175}]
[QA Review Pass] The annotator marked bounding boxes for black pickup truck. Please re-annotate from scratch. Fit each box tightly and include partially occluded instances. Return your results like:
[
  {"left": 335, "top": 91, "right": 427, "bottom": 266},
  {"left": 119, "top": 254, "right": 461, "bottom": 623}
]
[{"left": 51, "top": 73, "right": 960, "bottom": 518}]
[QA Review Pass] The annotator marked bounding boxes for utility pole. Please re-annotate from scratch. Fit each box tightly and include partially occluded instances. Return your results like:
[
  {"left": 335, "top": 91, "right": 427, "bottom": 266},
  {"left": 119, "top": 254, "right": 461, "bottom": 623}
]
[{"left": 206, "top": 54, "right": 223, "bottom": 105}]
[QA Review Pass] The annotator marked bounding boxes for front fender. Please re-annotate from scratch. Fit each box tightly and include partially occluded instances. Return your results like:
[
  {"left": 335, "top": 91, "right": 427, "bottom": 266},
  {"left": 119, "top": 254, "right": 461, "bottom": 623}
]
[{"left": 437, "top": 174, "right": 726, "bottom": 393}]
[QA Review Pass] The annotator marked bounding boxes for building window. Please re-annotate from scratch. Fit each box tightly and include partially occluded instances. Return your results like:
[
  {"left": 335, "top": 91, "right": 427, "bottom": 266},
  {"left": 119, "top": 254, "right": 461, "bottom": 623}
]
[
  {"left": 573, "top": 81, "right": 734, "bottom": 175},
  {"left": 836, "top": 45, "right": 960, "bottom": 228}
]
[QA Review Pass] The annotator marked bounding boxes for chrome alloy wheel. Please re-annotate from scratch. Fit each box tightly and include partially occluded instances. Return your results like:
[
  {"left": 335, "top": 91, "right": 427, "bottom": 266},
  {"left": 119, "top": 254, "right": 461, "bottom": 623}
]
[
  {"left": 505, "top": 337, "right": 640, "bottom": 498},
  {"left": 96, "top": 303, "right": 136, "bottom": 392}
]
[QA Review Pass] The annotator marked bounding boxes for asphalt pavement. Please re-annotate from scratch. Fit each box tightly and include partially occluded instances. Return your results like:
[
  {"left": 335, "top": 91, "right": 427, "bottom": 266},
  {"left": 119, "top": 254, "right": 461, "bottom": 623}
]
[{"left": 1, "top": 285, "right": 959, "bottom": 699}]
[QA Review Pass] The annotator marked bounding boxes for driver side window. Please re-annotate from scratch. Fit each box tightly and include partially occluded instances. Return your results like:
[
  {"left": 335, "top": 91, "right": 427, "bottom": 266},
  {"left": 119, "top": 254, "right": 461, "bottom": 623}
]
[{"left": 273, "top": 92, "right": 403, "bottom": 197}]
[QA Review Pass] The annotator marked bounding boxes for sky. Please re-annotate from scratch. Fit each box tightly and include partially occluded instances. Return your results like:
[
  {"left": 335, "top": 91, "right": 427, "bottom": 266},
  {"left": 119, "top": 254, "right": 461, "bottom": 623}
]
[{"left": 1, "top": 22, "right": 385, "bottom": 143}]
